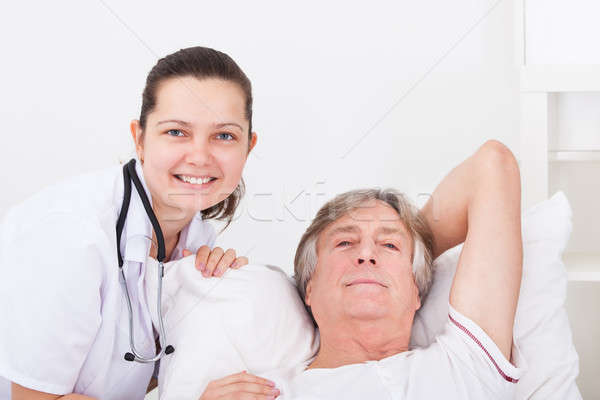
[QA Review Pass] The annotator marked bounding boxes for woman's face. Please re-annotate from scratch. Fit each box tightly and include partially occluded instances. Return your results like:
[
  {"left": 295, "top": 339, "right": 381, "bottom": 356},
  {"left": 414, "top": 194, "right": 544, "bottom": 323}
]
[{"left": 131, "top": 76, "right": 257, "bottom": 221}]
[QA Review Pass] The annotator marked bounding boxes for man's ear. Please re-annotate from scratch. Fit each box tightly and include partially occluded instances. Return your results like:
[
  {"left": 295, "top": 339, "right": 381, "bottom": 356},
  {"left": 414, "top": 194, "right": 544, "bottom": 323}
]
[
  {"left": 412, "top": 274, "right": 421, "bottom": 311},
  {"left": 304, "top": 280, "right": 312, "bottom": 307},
  {"left": 130, "top": 119, "right": 144, "bottom": 160}
]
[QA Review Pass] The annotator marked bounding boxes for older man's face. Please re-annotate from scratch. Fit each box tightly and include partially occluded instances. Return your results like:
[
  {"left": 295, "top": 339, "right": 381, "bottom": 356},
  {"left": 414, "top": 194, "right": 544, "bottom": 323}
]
[{"left": 305, "top": 200, "right": 421, "bottom": 325}]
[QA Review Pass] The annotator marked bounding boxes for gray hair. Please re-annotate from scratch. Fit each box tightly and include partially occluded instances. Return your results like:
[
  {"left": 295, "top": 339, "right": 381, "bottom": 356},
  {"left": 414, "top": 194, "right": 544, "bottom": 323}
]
[{"left": 293, "top": 188, "right": 435, "bottom": 311}]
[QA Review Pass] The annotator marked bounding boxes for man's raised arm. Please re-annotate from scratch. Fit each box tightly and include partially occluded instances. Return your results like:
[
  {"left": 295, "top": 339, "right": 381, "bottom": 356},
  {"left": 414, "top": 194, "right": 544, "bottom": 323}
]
[{"left": 419, "top": 140, "right": 522, "bottom": 360}]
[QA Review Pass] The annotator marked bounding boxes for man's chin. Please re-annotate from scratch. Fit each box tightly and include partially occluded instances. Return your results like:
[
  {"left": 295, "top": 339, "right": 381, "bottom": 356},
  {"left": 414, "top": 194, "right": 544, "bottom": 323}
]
[{"left": 344, "top": 302, "right": 389, "bottom": 320}]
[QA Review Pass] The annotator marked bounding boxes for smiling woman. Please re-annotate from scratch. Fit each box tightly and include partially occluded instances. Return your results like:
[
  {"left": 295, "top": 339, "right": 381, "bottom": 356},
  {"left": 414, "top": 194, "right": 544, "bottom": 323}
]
[
  {"left": 0, "top": 46, "right": 257, "bottom": 400},
  {"left": 132, "top": 47, "right": 257, "bottom": 233},
  {"left": 130, "top": 75, "right": 256, "bottom": 244}
]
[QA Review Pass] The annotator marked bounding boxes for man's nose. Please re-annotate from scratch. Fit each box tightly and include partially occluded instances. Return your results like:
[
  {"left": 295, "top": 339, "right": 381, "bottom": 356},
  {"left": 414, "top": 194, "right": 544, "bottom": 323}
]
[
  {"left": 357, "top": 257, "right": 377, "bottom": 266},
  {"left": 356, "top": 242, "right": 377, "bottom": 266}
]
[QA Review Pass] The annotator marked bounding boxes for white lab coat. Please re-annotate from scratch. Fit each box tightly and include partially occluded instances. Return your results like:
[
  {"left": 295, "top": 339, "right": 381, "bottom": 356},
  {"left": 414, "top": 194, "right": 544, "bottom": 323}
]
[{"left": 0, "top": 159, "right": 215, "bottom": 400}]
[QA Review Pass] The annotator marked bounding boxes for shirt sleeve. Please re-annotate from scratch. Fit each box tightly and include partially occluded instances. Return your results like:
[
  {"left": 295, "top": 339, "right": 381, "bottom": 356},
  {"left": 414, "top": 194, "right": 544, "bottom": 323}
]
[
  {"left": 380, "top": 303, "right": 526, "bottom": 399},
  {"left": 0, "top": 212, "right": 104, "bottom": 395},
  {"left": 434, "top": 303, "right": 526, "bottom": 396}
]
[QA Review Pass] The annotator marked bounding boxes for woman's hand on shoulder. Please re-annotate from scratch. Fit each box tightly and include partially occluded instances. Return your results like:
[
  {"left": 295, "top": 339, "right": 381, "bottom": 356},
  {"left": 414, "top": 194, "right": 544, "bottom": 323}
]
[
  {"left": 199, "top": 371, "right": 280, "bottom": 400},
  {"left": 183, "top": 246, "right": 248, "bottom": 277}
]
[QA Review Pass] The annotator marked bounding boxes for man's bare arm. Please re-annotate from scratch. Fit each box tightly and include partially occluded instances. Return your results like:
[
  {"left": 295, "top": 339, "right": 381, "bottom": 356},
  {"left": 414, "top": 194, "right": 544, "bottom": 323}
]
[{"left": 419, "top": 140, "right": 522, "bottom": 360}]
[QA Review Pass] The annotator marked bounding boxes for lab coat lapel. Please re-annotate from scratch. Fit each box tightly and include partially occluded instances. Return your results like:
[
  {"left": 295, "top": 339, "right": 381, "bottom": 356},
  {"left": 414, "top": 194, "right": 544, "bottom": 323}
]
[{"left": 169, "top": 213, "right": 206, "bottom": 261}]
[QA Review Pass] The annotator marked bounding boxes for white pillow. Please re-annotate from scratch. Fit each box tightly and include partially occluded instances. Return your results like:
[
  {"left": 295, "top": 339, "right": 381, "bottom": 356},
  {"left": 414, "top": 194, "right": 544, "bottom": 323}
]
[
  {"left": 411, "top": 191, "right": 582, "bottom": 400},
  {"left": 144, "top": 261, "right": 319, "bottom": 400}
]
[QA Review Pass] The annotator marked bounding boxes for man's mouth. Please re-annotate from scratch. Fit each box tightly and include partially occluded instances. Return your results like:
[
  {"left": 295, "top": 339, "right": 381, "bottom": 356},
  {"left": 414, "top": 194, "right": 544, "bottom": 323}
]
[
  {"left": 174, "top": 174, "right": 217, "bottom": 185},
  {"left": 346, "top": 279, "right": 387, "bottom": 288}
]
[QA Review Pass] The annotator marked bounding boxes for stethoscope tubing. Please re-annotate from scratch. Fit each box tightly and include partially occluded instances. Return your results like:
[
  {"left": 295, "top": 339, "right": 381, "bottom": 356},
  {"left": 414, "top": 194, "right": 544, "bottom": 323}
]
[{"left": 116, "top": 159, "right": 174, "bottom": 363}]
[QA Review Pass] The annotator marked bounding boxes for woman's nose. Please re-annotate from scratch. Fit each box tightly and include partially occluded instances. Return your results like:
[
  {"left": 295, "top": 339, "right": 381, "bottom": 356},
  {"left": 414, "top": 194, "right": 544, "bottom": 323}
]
[{"left": 186, "top": 137, "right": 214, "bottom": 165}]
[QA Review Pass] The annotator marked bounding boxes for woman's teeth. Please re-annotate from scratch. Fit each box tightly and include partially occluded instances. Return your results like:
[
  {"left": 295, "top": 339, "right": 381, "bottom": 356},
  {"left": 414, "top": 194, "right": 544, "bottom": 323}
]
[{"left": 176, "top": 175, "right": 215, "bottom": 185}]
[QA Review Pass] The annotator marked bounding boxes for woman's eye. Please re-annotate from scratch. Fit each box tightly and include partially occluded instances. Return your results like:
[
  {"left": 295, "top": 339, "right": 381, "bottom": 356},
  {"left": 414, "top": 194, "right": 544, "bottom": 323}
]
[
  {"left": 167, "top": 129, "right": 184, "bottom": 137},
  {"left": 216, "top": 132, "right": 234, "bottom": 141},
  {"left": 383, "top": 243, "right": 398, "bottom": 250},
  {"left": 337, "top": 241, "right": 351, "bottom": 247}
]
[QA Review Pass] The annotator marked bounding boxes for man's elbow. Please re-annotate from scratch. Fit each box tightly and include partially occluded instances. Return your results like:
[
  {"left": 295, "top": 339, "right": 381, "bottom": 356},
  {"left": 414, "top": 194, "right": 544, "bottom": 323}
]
[{"left": 475, "top": 139, "right": 521, "bottom": 185}]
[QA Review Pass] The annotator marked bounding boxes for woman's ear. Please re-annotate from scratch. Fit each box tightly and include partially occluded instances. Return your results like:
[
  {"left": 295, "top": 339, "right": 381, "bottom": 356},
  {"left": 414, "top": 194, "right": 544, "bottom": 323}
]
[
  {"left": 130, "top": 119, "right": 144, "bottom": 161},
  {"left": 248, "top": 132, "right": 258, "bottom": 153}
]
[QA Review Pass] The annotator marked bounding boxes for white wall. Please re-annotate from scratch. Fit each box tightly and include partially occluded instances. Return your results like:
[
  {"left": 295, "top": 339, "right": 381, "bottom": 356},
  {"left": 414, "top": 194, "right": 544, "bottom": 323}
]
[
  {"left": 0, "top": 0, "right": 520, "bottom": 275},
  {"left": 525, "top": 0, "right": 600, "bottom": 65}
]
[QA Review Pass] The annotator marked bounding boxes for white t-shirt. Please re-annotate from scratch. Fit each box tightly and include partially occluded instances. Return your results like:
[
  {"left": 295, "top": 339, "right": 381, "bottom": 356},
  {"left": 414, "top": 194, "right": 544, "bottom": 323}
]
[
  {"left": 0, "top": 159, "right": 215, "bottom": 400},
  {"left": 264, "top": 304, "right": 526, "bottom": 400}
]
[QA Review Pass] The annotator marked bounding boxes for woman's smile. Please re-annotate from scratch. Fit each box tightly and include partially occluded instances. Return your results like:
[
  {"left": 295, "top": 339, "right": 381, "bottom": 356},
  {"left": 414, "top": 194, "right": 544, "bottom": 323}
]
[{"left": 171, "top": 173, "right": 218, "bottom": 191}]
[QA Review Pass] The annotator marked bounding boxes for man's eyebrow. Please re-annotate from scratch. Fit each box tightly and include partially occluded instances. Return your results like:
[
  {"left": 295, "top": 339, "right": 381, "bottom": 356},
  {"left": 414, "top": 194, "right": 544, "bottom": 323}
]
[
  {"left": 156, "top": 119, "right": 192, "bottom": 127},
  {"left": 326, "top": 225, "right": 361, "bottom": 238},
  {"left": 374, "top": 226, "right": 408, "bottom": 237}
]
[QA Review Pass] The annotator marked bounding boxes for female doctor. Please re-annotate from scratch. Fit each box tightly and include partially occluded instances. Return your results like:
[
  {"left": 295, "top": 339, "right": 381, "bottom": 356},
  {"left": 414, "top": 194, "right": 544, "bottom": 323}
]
[{"left": 0, "top": 46, "right": 257, "bottom": 400}]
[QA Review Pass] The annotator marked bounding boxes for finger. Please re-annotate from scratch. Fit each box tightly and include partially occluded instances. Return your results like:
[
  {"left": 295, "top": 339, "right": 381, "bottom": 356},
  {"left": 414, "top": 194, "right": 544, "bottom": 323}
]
[
  {"left": 221, "top": 393, "right": 278, "bottom": 400},
  {"left": 195, "top": 245, "right": 211, "bottom": 273},
  {"left": 231, "top": 256, "right": 248, "bottom": 269},
  {"left": 214, "top": 249, "right": 237, "bottom": 277},
  {"left": 182, "top": 249, "right": 192, "bottom": 257},
  {"left": 205, "top": 247, "right": 224, "bottom": 277},
  {"left": 217, "top": 382, "right": 280, "bottom": 398},
  {"left": 212, "top": 371, "right": 275, "bottom": 388}
]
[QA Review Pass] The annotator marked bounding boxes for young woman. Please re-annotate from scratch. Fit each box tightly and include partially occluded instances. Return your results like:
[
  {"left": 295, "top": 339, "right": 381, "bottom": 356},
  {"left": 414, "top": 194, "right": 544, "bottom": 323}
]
[{"left": 0, "top": 46, "right": 257, "bottom": 400}]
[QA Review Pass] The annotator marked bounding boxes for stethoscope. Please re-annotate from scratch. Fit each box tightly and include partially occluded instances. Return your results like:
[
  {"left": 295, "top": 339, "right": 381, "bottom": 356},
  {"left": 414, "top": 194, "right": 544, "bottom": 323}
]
[{"left": 116, "top": 158, "right": 175, "bottom": 363}]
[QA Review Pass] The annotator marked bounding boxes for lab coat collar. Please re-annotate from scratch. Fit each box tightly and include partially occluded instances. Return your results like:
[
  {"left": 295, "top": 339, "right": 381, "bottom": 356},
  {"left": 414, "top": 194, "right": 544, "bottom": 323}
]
[{"left": 169, "top": 213, "right": 208, "bottom": 261}]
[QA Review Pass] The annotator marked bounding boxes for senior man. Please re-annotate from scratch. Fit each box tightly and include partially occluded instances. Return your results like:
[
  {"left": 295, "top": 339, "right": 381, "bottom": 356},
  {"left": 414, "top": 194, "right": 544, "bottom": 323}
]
[
  {"left": 198, "top": 140, "right": 525, "bottom": 400},
  {"left": 279, "top": 140, "right": 523, "bottom": 399}
]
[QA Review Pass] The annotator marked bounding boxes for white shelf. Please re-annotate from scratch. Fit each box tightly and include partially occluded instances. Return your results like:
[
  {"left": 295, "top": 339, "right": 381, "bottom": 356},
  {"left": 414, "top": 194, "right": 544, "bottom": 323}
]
[
  {"left": 565, "top": 253, "right": 600, "bottom": 282},
  {"left": 549, "top": 150, "right": 600, "bottom": 162},
  {"left": 521, "top": 65, "right": 600, "bottom": 92}
]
